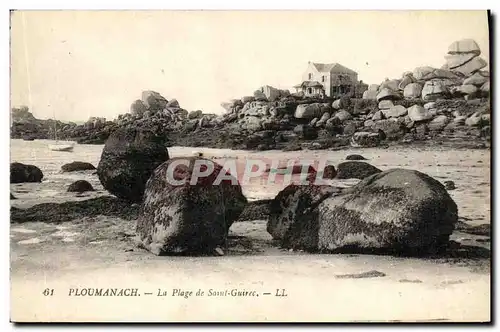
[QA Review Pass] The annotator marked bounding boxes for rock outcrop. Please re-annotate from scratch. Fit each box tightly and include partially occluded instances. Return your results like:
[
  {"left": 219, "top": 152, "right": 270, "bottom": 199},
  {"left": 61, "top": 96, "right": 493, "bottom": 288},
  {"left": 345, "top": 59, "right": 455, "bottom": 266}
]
[{"left": 10, "top": 39, "right": 491, "bottom": 151}]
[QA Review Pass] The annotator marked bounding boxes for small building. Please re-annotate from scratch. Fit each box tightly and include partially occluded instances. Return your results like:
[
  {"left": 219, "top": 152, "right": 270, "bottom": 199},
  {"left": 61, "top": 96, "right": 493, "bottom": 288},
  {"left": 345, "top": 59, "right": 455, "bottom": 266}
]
[{"left": 294, "top": 62, "right": 360, "bottom": 98}]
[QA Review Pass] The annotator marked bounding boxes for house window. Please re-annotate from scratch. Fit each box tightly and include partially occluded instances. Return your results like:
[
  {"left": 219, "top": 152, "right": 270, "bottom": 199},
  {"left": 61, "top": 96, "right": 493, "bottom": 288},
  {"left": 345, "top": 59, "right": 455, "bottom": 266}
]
[
  {"left": 322, "top": 75, "right": 326, "bottom": 82},
  {"left": 308, "top": 73, "right": 313, "bottom": 80}
]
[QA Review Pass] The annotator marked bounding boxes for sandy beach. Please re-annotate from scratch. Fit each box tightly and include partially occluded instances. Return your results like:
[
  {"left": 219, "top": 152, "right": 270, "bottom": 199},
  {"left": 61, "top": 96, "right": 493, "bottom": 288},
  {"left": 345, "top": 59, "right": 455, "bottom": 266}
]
[{"left": 9, "top": 140, "right": 491, "bottom": 322}]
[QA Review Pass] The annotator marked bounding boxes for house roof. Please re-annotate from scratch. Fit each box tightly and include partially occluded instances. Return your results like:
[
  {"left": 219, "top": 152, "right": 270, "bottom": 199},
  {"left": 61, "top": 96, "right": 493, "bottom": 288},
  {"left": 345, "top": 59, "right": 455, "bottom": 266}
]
[
  {"left": 312, "top": 62, "right": 357, "bottom": 75},
  {"left": 294, "top": 81, "right": 324, "bottom": 88}
]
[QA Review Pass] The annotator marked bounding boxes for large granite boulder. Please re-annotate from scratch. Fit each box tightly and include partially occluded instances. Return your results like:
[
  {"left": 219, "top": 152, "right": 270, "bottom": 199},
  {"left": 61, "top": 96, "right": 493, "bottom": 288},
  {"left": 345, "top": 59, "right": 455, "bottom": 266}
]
[
  {"left": 295, "top": 103, "right": 322, "bottom": 119},
  {"left": 379, "top": 79, "right": 400, "bottom": 91},
  {"left": 451, "top": 57, "right": 488, "bottom": 77},
  {"left": 407, "top": 105, "right": 432, "bottom": 122},
  {"left": 412, "top": 66, "right": 435, "bottom": 80},
  {"left": 378, "top": 100, "right": 394, "bottom": 110},
  {"left": 403, "top": 83, "right": 423, "bottom": 98},
  {"left": 97, "top": 127, "right": 169, "bottom": 202},
  {"left": 166, "top": 99, "right": 180, "bottom": 108},
  {"left": 335, "top": 161, "right": 382, "bottom": 180},
  {"left": 267, "top": 169, "right": 458, "bottom": 255},
  {"left": 362, "top": 90, "right": 378, "bottom": 100},
  {"left": 130, "top": 100, "right": 147, "bottom": 116},
  {"left": 188, "top": 110, "right": 203, "bottom": 119},
  {"left": 421, "top": 80, "right": 448, "bottom": 101},
  {"left": 447, "top": 39, "right": 481, "bottom": 56},
  {"left": 445, "top": 53, "right": 476, "bottom": 69},
  {"left": 10, "top": 162, "right": 44, "bottom": 183},
  {"left": 141, "top": 91, "right": 168, "bottom": 111},
  {"left": 458, "top": 84, "right": 479, "bottom": 96},
  {"left": 463, "top": 72, "right": 489, "bottom": 86},
  {"left": 382, "top": 105, "right": 407, "bottom": 118},
  {"left": 135, "top": 157, "right": 247, "bottom": 255},
  {"left": 377, "top": 88, "right": 401, "bottom": 102}
]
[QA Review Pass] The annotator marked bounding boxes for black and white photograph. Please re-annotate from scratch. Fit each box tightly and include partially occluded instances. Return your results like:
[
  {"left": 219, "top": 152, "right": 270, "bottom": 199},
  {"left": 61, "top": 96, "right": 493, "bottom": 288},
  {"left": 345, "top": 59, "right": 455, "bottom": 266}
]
[{"left": 7, "top": 8, "right": 492, "bottom": 323}]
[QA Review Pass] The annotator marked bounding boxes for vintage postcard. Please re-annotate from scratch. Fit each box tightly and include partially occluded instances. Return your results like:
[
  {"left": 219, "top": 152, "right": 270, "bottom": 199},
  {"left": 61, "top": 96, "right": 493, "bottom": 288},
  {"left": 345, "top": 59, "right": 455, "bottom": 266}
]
[{"left": 9, "top": 10, "right": 491, "bottom": 323}]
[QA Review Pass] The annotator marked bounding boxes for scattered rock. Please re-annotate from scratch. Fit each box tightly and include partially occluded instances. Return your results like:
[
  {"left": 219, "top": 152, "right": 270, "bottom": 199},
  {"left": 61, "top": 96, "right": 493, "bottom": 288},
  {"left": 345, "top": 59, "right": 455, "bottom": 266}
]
[
  {"left": 378, "top": 100, "right": 394, "bottom": 110},
  {"left": 455, "top": 222, "right": 490, "bottom": 237},
  {"left": 334, "top": 110, "right": 352, "bottom": 122},
  {"left": 465, "top": 112, "right": 483, "bottom": 127},
  {"left": 372, "top": 120, "right": 406, "bottom": 140},
  {"left": 372, "top": 110, "right": 384, "bottom": 121},
  {"left": 443, "top": 180, "right": 456, "bottom": 190},
  {"left": 67, "top": 180, "right": 95, "bottom": 193},
  {"left": 293, "top": 125, "right": 318, "bottom": 140},
  {"left": 346, "top": 154, "right": 368, "bottom": 161},
  {"left": 61, "top": 161, "right": 96, "bottom": 172},
  {"left": 382, "top": 105, "right": 407, "bottom": 118},
  {"left": 399, "top": 279, "right": 423, "bottom": 284},
  {"left": 350, "top": 132, "right": 381, "bottom": 147},
  {"left": 188, "top": 110, "right": 203, "bottom": 119},
  {"left": 407, "top": 105, "right": 432, "bottom": 122},
  {"left": 321, "top": 165, "right": 337, "bottom": 179},
  {"left": 428, "top": 115, "right": 450, "bottom": 131},
  {"left": 10, "top": 162, "right": 44, "bottom": 183},
  {"left": 335, "top": 270, "right": 386, "bottom": 279},
  {"left": 335, "top": 161, "right": 382, "bottom": 180},
  {"left": 424, "top": 102, "right": 436, "bottom": 110}
]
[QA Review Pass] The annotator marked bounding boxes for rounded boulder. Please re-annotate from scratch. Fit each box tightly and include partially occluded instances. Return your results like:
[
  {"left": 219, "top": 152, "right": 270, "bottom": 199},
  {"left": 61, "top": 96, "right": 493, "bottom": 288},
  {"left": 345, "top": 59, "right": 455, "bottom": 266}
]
[
  {"left": 97, "top": 127, "right": 170, "bottom": 202},
  {"left": 10, "top": 162, "right": 44, "bottom": 183}
]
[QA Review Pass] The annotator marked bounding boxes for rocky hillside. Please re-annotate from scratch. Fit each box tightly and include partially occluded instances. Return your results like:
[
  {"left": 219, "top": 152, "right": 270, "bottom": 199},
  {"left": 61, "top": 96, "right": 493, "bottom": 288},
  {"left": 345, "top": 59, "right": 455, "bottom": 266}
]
[{"left": 10, "top": 39, "right": 491, "bottom": 150}]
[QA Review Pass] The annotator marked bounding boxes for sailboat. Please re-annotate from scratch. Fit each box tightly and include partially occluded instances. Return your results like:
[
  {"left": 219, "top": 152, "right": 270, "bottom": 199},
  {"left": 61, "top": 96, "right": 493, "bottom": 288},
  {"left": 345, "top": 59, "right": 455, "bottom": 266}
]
[
  {"left": 48, "top": 113, "right": 74, "bottom": 152},
  {"left": 22, "top": 12, "right": 73, "bottom": 152}
]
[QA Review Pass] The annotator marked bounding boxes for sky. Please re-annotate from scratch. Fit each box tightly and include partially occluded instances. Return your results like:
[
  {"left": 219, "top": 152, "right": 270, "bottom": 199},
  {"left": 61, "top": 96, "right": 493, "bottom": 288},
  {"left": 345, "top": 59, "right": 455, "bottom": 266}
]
[{"left": 10, "top": 10, "right": 490, "bottom": 122}]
